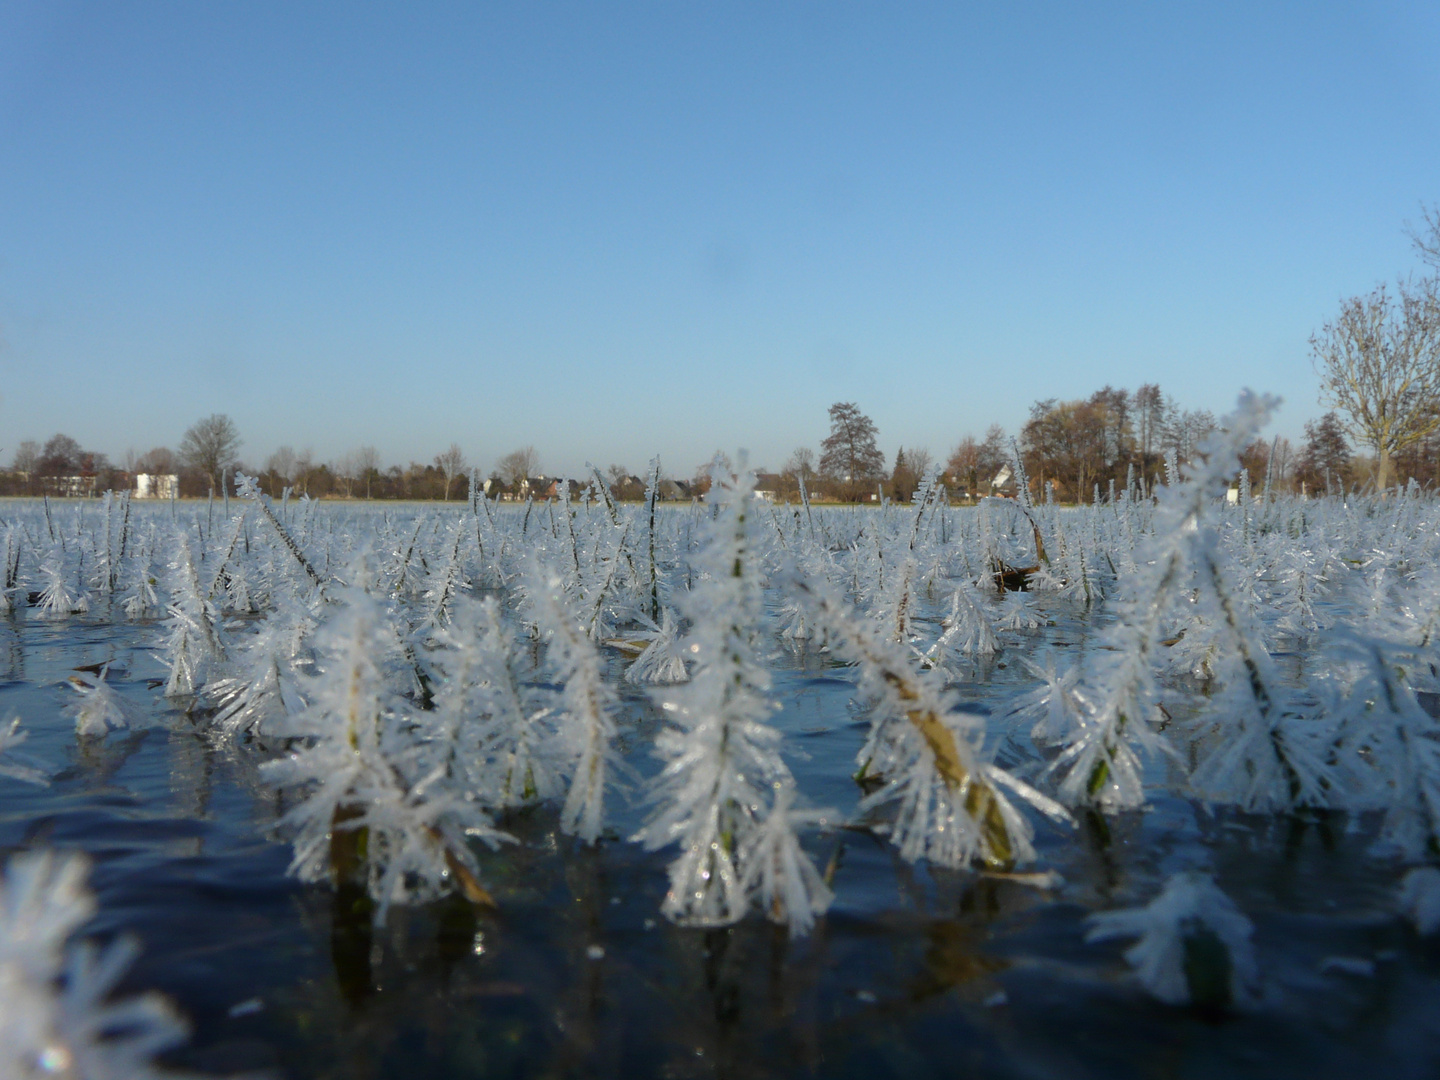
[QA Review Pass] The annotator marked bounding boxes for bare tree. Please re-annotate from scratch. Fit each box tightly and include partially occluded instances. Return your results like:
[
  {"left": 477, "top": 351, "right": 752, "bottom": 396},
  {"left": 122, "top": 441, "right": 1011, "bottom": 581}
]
[
  {"left": 889, "top": 446, "right": 931, "bottom": 501},
  {"left": 12, "top": 440, "right": 38, "bottom": 477},
  {"left": 945, "top": 436, "right": 979, "bottom": 498},
  {"left": 496, "top": 446, "right": 539, "bottom": 486},
  {"left": 293, "top": 448, "right": 315, "bottom": 496},
  {"left": 179, "top": 414, "right": 242, "bottom": 496},
  {"left": 978, "top": 425, "right": 1009, "bottom": 489},
  {"left": 1408, "top": 203, "right": 1440, "bottom": 271},
  {"left": 1132, "top": 383, "right": 1165, "bottom": 492},
  {"left": 38, "top": 434, "right": 83, "bottom": 475},
  {"left": 435, "top": 444, "right": 466, "bottom": 501},
  {"left": 355, "top": 446, "right": 379, "bottom": 499},
  {"left": 783, "top": 446, "right": 815, "bottom": 481},
  {"left": 332, "top": 452, "right": 357, "bottom": 499},
  {"left": 818, "top": 402, "right": 885, "bottom": 500},
  {"left": 1311, "top": 277, "right": 1440, "bottom": 491},
  {"left": 135, "top": 447, "right": 175, "bottom": 474},
  {"left": 266, "top": 446, "right": 296, "bottom": 481}
]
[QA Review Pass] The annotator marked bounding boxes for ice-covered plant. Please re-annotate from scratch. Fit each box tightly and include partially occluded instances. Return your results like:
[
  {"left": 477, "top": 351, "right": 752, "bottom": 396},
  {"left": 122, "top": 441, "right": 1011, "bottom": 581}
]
[
  {"left": 872, "top": 554, "right": 919, "bottom": 644},
  {"left": 417, "top": 517, "right": 470, "bottom": 632},
  {"left": 203, "top": 601, "right": 315, "bottom": 741},
  {"left": 798, "top": 576, "right": 1070, "bottom": 868},
  {"left": 234, "top": 473, "right": 325, "bottom": 594},
  {"left": 64, "top": 667, "right": 143, "bottom": 737},
  {"left": 118, "top": 526, "right": 162, "bottom": 621},
  {"left": 34, "top": 544, "right": 88, "bottom": 620},
  {"left": 623, "top": 608, "right": 690, "bottom": 685},
  {"left": 528, "top": 567, "right": 622, "bottom": 844},
  {"left": 1046, "top": 391, "right": 1284, "bottom": 811},
  {"left": 736, "top": 783, "right": 834, "bottom": 938},
  {"left": 424, "top": 596, "right": 563, "bottom": 811},
  {"left": 158, "top": 537, "right": 224, "bottom": 698},
  {"left": 636, "top": 457, "right": 831, "bottom": 935},
  {"left": 921, "top": 582, "right": 1001, "bottom": 664},
  {"left": 0, "top": 850, "right": 192, "bottom": 1079},
  {"left": 1009, "top": 655, "right": 1087, "bottom": 747},
  {"left": 1085, "top": 870, "right": 1258, "bottom": 1009},
  {"left": 0, "top": 526, "right": 24, "bottom": 614},
  {"left": 996, "top": 590, "right": 1042, "bottom": 632},
  {"left": 261, "top": 567, "right": 505, "bottom": 920},
  {"left": 1327, "top": 635, "right": 1440, "bottom": 859}
]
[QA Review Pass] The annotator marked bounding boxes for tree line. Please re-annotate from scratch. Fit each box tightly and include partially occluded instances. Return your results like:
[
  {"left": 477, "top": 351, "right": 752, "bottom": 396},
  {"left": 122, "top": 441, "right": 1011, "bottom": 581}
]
[
  {"left": 0, "top": 394, "right": 1399, "bottom": 505},
  {"left": 6, "top": 207, "right": 1438, "bottom": 503}
]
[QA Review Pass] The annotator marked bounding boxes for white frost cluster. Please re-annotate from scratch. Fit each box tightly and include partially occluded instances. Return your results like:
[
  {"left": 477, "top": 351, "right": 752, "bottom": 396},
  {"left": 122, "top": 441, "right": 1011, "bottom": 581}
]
[
  {"left": 1086, "top": 871, "right": 1257, "bottom": 1007},
  {"left": 0, "top": 851, "right": 192, "bottom": 1079},
  {"left": 636, "top": 457, "right": 833, "bottom": 936},
  {"left": 64, "top": 668, "right": 144, "bottom": 738}
]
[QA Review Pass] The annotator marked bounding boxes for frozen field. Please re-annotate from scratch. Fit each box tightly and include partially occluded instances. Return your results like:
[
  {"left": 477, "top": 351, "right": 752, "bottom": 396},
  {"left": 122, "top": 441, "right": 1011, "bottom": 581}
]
[{"left": 3, "top": 400, "right": 1440, "bottom": 1078}]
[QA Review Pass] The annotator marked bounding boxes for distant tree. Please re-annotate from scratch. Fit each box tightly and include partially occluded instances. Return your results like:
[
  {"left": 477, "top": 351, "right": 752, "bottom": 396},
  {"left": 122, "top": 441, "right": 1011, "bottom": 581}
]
[
  {"left": 977, "top": 425, "right": 1009, "bottom": 493},
  {"left": 355, "top": 446, "right": 380, "bottom": 499},
  {"left": 12, "top": 440, "right": 38, "bottom": 476},
  {"left": 819, "top": 402, "right": 885, "bottom": 500},
  {"left": 908, "top": 447, "right": 933, "bottom": 480},
  {"left": 435, "top": 444, "right": 466, "bottom": 501},
  {"left": 263, "top": 446, "right": 297, "bottom": 498},
  {"left": 783, "top": 446, "right": 815, "bottom": 482},
  {"left": 332, "top": 452, "right": 357, "bottom": 498},
  {"left": 890, "top": 446, "right": 931, "bottom": 501},
  {"left": 1133, "top": 383, "right": 1165, "bottom": 491},
  {"left": 1408, "top": 202, "right": 1440, "bottom": 271},
  {"left": 1296, "top": 411, "right": 1353, "bottom": 492},
  {"left": 1022, "top": 398, "right": 1102, "bottom": 500},
  {"left": 1091, "top": 385, "right": 1131, "bottom": 471},
  {"left": 266, "top": 446, "right": 296, "bottom": 482},
  {"left": 949, "top": 426, "right": 1010, "bottom": 498},
  {"left": 37, "top": 434, "right": 83, "bottom": 475},
  {"left": 946, "top": 436, "right": 979, "bottom": 497},
  {"left": 1268, "top": 436, "right": 1294, "bottom": 492},
  {"left": 496, "top": 446, "right": 539, "bottom": 486},
  {"left": 1311, "top": 278, "right": 1440, "bottom": 491},
  {"left": 777, "top": 447, "right": 813, "bottom": 499},
  {"left": 293, "top": 448, "right": 316, "bottom": 496},
  {"left": 691, "top": 451, "right": 733, "bottom": 496},
  {"left": 179, "top": 414, "right": 242, "bottom": 496},
  {"left": 1240, "top": 435, "right": 1295, "bottom": 494},
  {"left": 134, "top": 447, "right": 175, "bottom": 474},
  {"left": 1238, "top": 439, "right": 1270, "bottom": 486},
  {"left": 1161, "top": 406, "right": 1217, "bottom": 465}
]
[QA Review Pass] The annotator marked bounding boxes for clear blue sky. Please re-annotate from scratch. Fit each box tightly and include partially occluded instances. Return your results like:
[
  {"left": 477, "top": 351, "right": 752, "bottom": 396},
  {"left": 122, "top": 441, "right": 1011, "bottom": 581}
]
[{"left": 2, "top": 2, "right": 1438, "bottom": 479}]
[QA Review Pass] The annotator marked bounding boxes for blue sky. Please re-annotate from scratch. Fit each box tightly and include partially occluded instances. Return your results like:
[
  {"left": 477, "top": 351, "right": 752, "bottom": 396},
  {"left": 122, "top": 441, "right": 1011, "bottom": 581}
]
[{"left": 2, "top": 2, "right": 1438, "bottom": 479}]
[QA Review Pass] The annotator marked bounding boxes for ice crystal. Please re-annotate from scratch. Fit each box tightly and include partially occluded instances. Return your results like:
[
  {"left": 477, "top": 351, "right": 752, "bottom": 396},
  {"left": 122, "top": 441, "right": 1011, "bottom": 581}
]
[{"left": 1086, "top": 871, "right": 1257, "bottom": 1008}]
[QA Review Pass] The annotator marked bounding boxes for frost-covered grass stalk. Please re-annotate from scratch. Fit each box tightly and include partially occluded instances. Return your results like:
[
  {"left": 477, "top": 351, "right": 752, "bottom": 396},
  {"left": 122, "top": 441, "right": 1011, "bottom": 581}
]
[
  {"left": 528, "top": 566, "right": 621, "bottom": 844},
  {"left": 798, "top": 576, "right": 1070, "bottom": 868},
  {"left": 1046, "top": 392, "right": 1291, "bottom": 810},
  {"left": 636, "top": 457, "right": 831, "bottom": 935},
  {"left": 261, "top": 564, "right": 505, "bottom": 920}
]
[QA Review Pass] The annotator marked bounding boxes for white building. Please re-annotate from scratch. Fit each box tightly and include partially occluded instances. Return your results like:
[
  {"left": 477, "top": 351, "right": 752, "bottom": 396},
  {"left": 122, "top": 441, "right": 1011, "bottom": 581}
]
[{"left": 135, "top": 473, "right": 179, "bottom": 499}]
